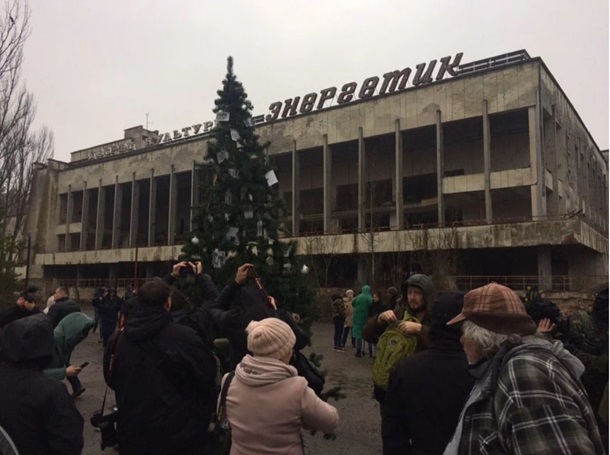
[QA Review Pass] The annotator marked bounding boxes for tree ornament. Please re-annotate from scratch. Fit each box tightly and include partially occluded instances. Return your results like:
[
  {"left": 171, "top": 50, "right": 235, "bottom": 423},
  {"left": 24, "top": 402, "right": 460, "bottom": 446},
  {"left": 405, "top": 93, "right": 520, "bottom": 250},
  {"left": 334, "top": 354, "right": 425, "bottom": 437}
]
[
  {"left": 266, "top": 256, "right": 274, "bottom": 266},
  {"left": 301, "top": 264, "right": 309, "bottom": 274},
  {"left": 191, "top": 236, "right": 200, "bottom": 245}
]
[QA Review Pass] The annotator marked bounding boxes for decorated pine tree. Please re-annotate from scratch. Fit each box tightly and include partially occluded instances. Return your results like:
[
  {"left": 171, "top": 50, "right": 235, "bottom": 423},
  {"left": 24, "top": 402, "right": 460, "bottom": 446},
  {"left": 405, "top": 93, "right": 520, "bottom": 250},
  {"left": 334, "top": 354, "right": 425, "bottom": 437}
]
[{"left": 180, "top": 56, "right": 317, "bottom": 327}]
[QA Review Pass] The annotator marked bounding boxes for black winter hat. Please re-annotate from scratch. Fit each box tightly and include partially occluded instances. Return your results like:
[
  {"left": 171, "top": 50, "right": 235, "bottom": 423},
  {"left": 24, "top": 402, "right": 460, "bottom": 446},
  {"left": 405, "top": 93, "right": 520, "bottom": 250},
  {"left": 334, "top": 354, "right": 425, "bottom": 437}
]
[
  {"left": 429, "top": 291, "right": 464, "bottom": 341},
  {"left": 18, "top": 292, "right": 35, "bottom": 303}
]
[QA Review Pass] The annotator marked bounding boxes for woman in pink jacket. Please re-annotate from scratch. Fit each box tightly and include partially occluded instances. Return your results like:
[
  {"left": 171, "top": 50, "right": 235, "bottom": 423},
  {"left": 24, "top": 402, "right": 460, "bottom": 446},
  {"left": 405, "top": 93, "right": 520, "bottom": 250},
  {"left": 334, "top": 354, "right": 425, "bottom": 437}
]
[{"left": 221, "top": 317, "right": 339, "bottom": 454}]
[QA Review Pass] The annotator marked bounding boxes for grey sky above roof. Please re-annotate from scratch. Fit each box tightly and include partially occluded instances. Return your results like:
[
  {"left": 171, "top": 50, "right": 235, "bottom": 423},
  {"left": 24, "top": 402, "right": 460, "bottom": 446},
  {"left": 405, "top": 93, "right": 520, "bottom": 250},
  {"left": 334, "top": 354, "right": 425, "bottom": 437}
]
[{"left": 22, "top": 0, "right": 609, "bottom": 162}]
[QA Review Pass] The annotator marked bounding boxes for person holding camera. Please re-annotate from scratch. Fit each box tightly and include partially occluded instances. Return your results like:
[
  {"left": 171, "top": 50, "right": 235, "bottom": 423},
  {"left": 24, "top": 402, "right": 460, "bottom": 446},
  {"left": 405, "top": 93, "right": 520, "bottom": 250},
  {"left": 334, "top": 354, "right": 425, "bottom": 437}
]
[
  {"left": 0, "top": 314, "right": 83, "bottom": 455},
  {"left": 103, "top": 279, "right": 217, "bottom": 455},
  {"left": 209, "top": 264, "right": 308, "bottom": 370}
]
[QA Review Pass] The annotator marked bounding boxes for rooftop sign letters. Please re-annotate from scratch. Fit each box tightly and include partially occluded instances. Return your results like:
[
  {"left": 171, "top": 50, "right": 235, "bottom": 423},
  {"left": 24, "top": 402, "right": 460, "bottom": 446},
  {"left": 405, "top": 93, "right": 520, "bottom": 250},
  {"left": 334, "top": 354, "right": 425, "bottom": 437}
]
[
  {"left": 266, "top": 53, "right": 463, "bottom": 121},
  {"left": 89, "top": 52, "right": 464, "bottom": 155}
]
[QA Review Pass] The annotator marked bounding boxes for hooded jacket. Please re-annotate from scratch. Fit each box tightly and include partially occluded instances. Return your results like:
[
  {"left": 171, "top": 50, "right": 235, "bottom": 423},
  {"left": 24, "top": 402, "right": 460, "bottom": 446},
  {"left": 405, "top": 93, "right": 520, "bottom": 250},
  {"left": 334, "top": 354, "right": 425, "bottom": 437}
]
[
  {"left": 0, "top": 314, "right": 84, "bottom": 455},
  {"left": 363, "top": 274, "right": 436, "bottom": 345},
  {"left": 104, "top": 305, "right": 217, "bottom": 455},
  {"left": 45, "top": 312, "right": 95, "bottom": 380},
  {"left": 443, "top": 336, "right": 604, "bottom": 455},
  {"left": 223, "top": 354, "right": 339, "bottom": 455},
  {"left": 352, "top": 285, "right": 373, "bottom": 340}
]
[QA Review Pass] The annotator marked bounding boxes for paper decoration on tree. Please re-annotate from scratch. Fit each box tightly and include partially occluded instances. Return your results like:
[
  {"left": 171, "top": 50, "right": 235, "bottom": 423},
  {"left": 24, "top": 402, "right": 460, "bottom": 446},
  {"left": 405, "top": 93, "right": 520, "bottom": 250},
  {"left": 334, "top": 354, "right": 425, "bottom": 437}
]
[
  {"left": 224, "top": 213, "right": 230, "bottom": 221},
  {"left": 265, "top": 170, "right": 278, "bottom": 186},
  {"left": 225, "top": 191, "right": 232, "bottom": 205},
  {"left": 283, "top": 263, "right": 293, "bottom": 274},
  {"left": 228, "top": 169, "right": 240, "bottom": 179},
  {"left": 217, "top": 150, "right": 229, "bottom": 163},
  {"left": 248, "top": 194, "right": 253, "bottom": 201},
  {"left": 226, "top": 226, "right": 239, "bottom": 243},
  {"left": 256, "top": 220, "right": 263, "bottom": 237},
  {"left": 244, "top": 210, "right": 254, "bottom": 220},
  {"left": 230, "top": 129, "right": 240, "bottom": 141},
  {"left": 216, "top": 111, "right": 230, "bottom": 122},
  {"left": 284, "top": 244, "right": 292, "bottom": 257},
  {"left": 244, "top": 118, "right": 253, "bottom": 127},
  {"left": 228, "top": 250, "right": 238, "bottom": 258},
  {"left": 266, "top": 256, "right": 274, "bottom": 266},
  {"left": 212, "top": 249, "right": 227, "bottom": 269}
]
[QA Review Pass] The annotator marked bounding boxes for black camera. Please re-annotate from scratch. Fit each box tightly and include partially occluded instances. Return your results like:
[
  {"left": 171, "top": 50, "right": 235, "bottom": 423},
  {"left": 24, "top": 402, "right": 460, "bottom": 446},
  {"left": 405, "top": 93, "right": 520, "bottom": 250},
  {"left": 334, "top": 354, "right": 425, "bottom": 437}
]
[
  {"left": 91, "top": 407, "right": 119, "bottom": 450},
  {"left": 178, "top": 255, "right": 201, "bottom": 278}
]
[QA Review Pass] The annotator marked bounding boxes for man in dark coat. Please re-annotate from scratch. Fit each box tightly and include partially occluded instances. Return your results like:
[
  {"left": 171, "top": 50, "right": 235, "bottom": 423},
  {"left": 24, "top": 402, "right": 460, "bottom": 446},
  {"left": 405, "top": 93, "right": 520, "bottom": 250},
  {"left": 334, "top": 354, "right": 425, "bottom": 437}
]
[
  {"left": 97, "top": 288, "right": 123, "bottom": 347},
  {"left": 0, "top": 314, "right": 83, "bottom": 455},
  {"left": 382, "top": 292, "right": 474, "bottom": 455},
  {"left": 104, "top": 279, "right": 217, "bottom": 455},
  {"left": 0, "top": 292, "right": 41, "bottom": 327},
  {"left": 47, "top": 287, "right": 80, "bottom": 328}
]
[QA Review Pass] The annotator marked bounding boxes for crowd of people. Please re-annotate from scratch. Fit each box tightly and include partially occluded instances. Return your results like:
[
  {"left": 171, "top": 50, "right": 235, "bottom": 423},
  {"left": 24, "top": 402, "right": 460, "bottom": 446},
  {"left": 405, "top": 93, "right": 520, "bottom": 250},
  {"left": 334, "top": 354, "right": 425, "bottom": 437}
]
[
  {"left": 330, "top": 276, "right": 608, "bottom": 454},
  {"left": 0, "top": 264, "right": 607, "bottom": 454}
]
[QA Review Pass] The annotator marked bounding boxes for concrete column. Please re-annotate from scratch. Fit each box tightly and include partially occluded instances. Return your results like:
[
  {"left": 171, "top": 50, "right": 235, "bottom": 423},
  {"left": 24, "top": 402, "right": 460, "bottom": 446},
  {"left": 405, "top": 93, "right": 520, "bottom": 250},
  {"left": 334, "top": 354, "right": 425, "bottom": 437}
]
[
  {"left": 395, "top": 119, "right": 404, "bottom": 230},
  {"left": 537, "top": 246, "right": 553, "bottom": 291},
  {"left": 357, "top": 255, "right": 372, "bottom": 284},
  {"left": 112, "top": 176, "right": 123, "bottom": 249},
  {"left": 322, "top": 134, "right": 332, "bottom": 234},
  {"left": 482, "top": 100, "right": 492, "bottom": 222},
  {"left": 529, "top": 93, "right": 546, "bottom": 218},
  {"left": 168, "top": 165, "right": 177, "bottom": 245},
  {"left": 65, "top": 185, "right": 72, "bottom": 251},
  {"left": 148, "top": 170, "right": 156, "bottom": 246},
  {"left": 80, "top": 182, "right": 89, "bottom": 250},
  {"left": 549, "top": 105, "right": 560, "bottom": 215},
  {"left": 436, "top": 111, "right": 445, "bottom": 226},
  {"left": 358, "top": 127, "right": 366, "bottom": 232},
  {"left": 108, "top": 265, "right": 117, "bottom": 283},
  {"left": 95, "top": 180, "right": 105, "bottom": 250},
  {"left": 190, "top": 161, "right": 199, "bottom": 232},
  {"left": 145, "top": 263, "right": 155, "bottom": 279},
  {"left": 291, "top": 141, "right": 300, "bottom": 236},
  {"left": 129, "top": 173, "right": 139, "bottom": 247}
]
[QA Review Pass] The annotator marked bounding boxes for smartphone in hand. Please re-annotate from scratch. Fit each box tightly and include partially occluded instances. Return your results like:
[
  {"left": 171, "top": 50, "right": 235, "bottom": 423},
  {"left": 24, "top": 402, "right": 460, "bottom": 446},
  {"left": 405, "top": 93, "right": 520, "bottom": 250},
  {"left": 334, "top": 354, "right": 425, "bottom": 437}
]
[{"left": 79, "top": 362, "right": 89, "bottom": 369}]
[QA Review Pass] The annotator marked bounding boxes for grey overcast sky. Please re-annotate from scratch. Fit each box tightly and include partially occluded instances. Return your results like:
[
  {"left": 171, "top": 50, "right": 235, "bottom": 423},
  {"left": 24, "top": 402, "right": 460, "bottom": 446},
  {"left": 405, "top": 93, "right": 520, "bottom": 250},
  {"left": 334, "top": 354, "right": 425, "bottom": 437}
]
[{"left": 21, "top": 0, "right": 609, "bottom": 162}]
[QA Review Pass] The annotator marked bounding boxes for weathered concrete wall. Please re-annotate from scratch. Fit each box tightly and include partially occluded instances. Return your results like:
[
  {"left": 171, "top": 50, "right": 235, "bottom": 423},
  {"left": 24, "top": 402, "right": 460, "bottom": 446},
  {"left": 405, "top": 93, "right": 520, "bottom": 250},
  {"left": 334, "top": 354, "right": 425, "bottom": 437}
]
[{"left": 540, "top": 66, "right": 608, "bottom": 229}]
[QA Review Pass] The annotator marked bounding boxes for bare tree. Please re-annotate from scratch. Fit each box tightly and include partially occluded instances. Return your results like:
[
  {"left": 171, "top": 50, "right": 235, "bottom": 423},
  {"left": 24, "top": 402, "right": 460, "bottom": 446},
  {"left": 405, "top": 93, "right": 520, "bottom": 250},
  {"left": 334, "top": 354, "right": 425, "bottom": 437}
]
[
  {"left": 301, "top": 232, "right": 341, "bottom": 292},
  {"left": 407, "top": 224, "right": 459, "bottom": 290},
  {"left": 0, "top": 0, "right": 54, "bottom": 297}
]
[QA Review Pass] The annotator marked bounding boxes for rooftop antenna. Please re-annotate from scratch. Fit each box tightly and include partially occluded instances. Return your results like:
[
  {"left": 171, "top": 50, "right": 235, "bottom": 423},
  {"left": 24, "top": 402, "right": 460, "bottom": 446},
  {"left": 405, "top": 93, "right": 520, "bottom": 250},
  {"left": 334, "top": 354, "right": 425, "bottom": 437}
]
[{"left": 145, "top": 113, "right": 153, "bottom": 130}]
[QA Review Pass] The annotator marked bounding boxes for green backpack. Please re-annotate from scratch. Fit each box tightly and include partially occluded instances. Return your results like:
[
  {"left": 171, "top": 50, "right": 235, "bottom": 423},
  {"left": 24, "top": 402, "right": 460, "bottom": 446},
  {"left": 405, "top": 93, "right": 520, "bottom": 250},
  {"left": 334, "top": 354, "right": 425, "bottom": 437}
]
[{"left": 372, "top": 313, "right": 420, "bottom": 391}]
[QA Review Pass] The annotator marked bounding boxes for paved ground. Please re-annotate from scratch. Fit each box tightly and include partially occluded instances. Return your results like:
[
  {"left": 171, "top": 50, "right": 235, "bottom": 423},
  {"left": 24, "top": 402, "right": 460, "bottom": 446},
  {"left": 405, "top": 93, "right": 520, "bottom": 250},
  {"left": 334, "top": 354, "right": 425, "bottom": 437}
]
[{"left": 71, "top": 306, "right": 382, "bottom": 454}]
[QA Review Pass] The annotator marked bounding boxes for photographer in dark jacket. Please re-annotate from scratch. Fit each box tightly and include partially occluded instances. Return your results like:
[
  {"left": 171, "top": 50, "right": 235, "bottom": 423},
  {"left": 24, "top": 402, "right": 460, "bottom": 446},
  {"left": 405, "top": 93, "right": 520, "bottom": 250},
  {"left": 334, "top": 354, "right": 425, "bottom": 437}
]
[
  {"left": 104, "top": 279, "right": 217, "bottom": 455},
  {"left": 0, "top": 314, "right": 83, "bottom": 455},
  {"left": 209, "top": 263, "right": 308, "bottom": 369},
  {"left": 0, "top": 292, "right": 41, "bottom": 327}
]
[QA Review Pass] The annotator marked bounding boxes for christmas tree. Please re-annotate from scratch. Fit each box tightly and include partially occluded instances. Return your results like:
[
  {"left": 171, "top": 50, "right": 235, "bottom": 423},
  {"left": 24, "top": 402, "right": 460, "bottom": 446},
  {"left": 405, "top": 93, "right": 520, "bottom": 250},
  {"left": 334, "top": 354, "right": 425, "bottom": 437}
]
[{"left": 180, "top": 56, "right": 317, "bottom": 327}]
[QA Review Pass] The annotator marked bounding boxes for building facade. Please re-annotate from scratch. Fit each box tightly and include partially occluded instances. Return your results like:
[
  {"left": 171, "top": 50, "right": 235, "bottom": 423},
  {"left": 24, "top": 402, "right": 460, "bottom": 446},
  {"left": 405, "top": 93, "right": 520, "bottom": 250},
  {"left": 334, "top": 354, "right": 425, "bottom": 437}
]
[{"left": 24, "top": 50, "right": 609, "bottom": 293}]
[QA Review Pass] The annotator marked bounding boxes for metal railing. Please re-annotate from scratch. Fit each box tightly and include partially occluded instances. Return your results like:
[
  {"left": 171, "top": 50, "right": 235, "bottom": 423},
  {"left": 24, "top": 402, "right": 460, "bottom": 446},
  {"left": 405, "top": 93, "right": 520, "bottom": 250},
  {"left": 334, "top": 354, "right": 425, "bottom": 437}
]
[{"left": 454, "top": 275, "right": 608, "bottom": 293}]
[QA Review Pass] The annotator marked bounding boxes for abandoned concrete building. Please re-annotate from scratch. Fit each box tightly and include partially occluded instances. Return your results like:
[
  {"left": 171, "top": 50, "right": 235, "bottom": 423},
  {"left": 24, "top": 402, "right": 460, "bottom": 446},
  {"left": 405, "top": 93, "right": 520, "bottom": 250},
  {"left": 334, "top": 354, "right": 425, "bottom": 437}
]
[{"left": 24, "top": 50, "right": 608, "bottom": 293}]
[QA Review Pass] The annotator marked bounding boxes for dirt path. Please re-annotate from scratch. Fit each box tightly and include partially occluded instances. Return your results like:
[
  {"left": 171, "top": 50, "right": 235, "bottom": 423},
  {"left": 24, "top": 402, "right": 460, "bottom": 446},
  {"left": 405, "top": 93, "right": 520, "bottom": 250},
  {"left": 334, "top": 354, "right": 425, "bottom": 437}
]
[{"left": 71, "top": 307, "right": 382, "bottom": 454}]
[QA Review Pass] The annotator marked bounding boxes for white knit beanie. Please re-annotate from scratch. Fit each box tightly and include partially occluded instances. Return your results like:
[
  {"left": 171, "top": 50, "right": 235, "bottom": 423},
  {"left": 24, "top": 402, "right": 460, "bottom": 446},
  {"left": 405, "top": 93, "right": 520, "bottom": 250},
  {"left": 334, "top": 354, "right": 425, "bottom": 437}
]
[{"left": 246, "top": 318, "right": 296, "bottom": 360}]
